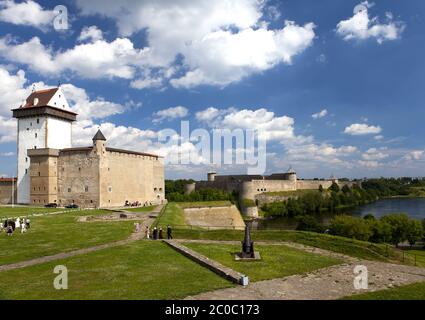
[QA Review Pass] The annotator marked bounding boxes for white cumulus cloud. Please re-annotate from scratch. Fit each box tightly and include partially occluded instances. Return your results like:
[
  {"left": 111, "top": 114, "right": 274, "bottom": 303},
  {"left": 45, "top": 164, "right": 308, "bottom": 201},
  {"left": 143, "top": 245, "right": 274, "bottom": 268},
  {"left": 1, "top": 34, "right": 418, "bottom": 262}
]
[
  {"left": 152, "top": 106, "right": 189, "bottom": 124},
  {"left": 312, "top": 109, "right": 328, "bottom": 119},
  {"left": 0, "top": 0, "right": 55, "bottom": 30},
  {"left": 336, "top": 1, "right": 405, "bottom": 44},
  {"left": 344, "top": 123, "right": 382, "bottom": 136}
]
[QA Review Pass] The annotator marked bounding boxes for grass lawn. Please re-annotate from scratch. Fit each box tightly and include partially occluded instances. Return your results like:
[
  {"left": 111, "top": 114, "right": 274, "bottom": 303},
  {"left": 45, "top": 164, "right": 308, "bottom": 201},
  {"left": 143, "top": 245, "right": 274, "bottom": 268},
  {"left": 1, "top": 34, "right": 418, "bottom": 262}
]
[
  {"left": 184, "top": 242, "right": 341, "bottom": 282},
  {"left": 0, "top": 210, "right": 135, "bottom": 265},
  {"left": 174, "top": 229, "right": 396, "bottom": 262},
  {"left": 123, "top": 205, "right": 157, "bottom": 213},
  {"left": 343, "top": 282, "right": 425, "bottom": 300},
  {"left": 0, "top": 241, "right": 233, "bottom": 300},
  {"left": 154, "top": 202, "right": 185, "bottom": 227},
  {"left": 154, "top": 201, "right": 234, "bottom": 229},
  {"left": 0, "top": 206, "right": 71, "bottom": 218},
  {"left": 404, "top": 250, "right": 425, "bottom": 267}
]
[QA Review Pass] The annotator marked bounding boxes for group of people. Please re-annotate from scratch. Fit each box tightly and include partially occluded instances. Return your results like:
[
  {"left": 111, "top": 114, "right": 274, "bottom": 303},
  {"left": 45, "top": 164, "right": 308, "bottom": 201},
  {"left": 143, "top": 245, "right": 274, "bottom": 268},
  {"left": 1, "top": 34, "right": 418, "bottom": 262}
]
[
  {"left": 134, "top": 223, "right": 173, "bottom": 240},
  {"left": 0, "top": 217, "right": 31, "bottom": 236},
  {"left": 124, "top": 200, "right": 153, "bottom": 207}
]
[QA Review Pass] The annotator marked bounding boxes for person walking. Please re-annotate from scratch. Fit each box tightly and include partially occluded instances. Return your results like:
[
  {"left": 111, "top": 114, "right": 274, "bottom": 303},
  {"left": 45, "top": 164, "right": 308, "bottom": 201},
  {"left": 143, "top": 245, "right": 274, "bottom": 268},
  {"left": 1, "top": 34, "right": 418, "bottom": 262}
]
[
  {"left": 159, "top": 227, "right": 163, "bottom": 239},
  {"left": 167, "top": 225, "right": 173, "bottom": 239},
  {"left": 145, "top": 226, "right": 150, "bottom": 239}
]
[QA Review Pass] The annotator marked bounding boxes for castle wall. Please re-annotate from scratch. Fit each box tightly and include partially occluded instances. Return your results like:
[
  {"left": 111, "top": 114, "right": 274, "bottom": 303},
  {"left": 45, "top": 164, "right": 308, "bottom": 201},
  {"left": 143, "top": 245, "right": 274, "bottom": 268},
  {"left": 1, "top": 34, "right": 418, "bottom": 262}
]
[
  {"left": 98, "top": 149, "right": 165, "bottom": 208},
  {"left": 0, "top": 180, "right": 16, "bottom": 204},
  {"left": 297, "top": 180, "right": 334, "bottom": 190},
  {"left": 57, "top": 149, "right": 100, "bottom": 208},
  {"left": 240, "top": 180, "right": 297, "bottom": 200},
  {"left": 29, "top": 149, "right": 59, "bottom": 205}
]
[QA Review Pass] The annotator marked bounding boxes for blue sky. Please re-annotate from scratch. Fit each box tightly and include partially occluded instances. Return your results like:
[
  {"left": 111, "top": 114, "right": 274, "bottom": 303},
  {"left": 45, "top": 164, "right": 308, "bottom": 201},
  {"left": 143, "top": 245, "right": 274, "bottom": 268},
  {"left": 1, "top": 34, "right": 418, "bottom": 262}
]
[{"left": 0, "top": 0, "right": 424, "bottom": 180}]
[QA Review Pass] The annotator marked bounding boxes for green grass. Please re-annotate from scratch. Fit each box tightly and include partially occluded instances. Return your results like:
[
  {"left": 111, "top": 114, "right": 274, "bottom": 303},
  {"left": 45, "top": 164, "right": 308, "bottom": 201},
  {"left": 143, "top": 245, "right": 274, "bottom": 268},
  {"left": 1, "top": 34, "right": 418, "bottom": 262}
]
[
  {"left": 173, "top": 229, "right": 395, "bottom": 262},
  {"left": 184, "top": 243, "right": 341, "bottom": 282},
  {"left": 0, "top": 206, "right": 71, "bottom": 218},
  {"left": 404, "top": 250, "right": 425, "bottom": 267},
  {"left": 154, "top": 201, "right": 233, "bottom": 228},
  {"left": 122, "top": 205, "right": 157, "bottom": 213},
  {"left": 154, "top": 203, "right": 186, "bottom": 228},
  {"left": 0, "top": 210, "right": 135, "bottom": 265},
  {"left": 344, "top": 282, "right": 425, "bottom": 300},
  {"left": 0, "top": 241, "right": 233, "bottom": 300}
]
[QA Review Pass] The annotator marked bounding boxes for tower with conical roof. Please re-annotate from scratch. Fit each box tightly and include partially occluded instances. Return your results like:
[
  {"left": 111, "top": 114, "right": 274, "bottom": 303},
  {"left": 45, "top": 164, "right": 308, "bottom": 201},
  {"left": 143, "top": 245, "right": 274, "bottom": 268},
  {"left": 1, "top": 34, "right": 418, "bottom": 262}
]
[{"left": 12, "top": 87, "right": 77, "bottom": 204}]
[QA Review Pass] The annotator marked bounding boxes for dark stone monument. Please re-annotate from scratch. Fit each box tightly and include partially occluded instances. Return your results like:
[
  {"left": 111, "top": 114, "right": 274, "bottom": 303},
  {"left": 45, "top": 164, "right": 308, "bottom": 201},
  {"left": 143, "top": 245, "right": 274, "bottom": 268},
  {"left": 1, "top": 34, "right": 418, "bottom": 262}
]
[{"left": 235, "top": 226, "right": 261, "bottom": 261}]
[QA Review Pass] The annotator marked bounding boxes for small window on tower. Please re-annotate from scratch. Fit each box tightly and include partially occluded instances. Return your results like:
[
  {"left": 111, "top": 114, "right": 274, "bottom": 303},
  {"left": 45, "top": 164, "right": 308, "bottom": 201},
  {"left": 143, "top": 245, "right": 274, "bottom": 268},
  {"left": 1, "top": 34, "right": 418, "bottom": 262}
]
[
  {"left": 25, "top": 169, "right": 27, "bottom": 174},
  {"left": 35, "top": 133, "right": 37, "bottom": 138},
  {"left": 85, "top": 186, "right": 89, "bottom": 192},
  {"left": 37, "top": 119, "right": 39, "bottom": 124},
  {"left": 25, "top": 157, "right": 28, "bottom": 163},
  {"left": 34, "top": 146, "right": 37, "bottom": 149}
]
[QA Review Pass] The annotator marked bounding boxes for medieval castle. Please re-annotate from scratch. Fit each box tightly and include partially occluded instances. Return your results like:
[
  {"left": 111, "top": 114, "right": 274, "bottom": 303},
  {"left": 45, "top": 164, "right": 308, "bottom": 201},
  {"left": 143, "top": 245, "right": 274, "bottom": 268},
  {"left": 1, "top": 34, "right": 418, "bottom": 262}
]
[{"left": 2, "top": 87, "right": 165, "bottom": 208}]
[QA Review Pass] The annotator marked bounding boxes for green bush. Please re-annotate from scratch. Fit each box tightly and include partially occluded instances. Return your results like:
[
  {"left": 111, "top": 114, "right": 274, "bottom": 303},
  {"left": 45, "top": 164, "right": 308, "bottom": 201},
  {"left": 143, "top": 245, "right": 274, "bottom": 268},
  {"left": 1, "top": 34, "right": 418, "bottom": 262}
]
[{"left": 330, "top": 215, "right": 372, "bottom": 241}]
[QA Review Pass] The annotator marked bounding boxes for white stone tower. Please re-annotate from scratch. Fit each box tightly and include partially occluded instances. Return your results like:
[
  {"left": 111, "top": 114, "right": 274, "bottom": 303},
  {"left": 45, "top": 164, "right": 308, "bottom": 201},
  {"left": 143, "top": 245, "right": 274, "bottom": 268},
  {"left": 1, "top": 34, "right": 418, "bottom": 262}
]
[{"left": 12, "top": 87, "right": 77, "bottom": 204}]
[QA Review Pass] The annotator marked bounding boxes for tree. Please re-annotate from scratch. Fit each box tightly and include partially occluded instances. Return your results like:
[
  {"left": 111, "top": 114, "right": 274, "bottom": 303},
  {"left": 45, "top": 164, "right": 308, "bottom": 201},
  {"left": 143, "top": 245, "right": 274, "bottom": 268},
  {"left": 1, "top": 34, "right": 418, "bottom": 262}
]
[
  {"left": 342, "top": 184, "right": 351, "bottom": 194},
  {"left": 330, "top": 215, "right": 372, "bottom": 241},
  {"left": 296, "top": 215, "right": 324, "bottom": 233},
  {"left": 381, "top": 214, "right": 410, "bottom": 247},
  {"left": 406, "top": 220, "right": 424, "bottom": 246},
  {"left": 329, "top": 182, "right": 340, "bottom": 193}
]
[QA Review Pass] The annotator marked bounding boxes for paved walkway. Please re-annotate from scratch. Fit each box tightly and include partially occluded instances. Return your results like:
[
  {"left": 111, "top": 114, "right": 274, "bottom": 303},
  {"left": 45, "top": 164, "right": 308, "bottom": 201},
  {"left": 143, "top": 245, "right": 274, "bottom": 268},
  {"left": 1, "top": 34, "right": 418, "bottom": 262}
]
[{"left": 0, "top": 205, "right": 162, "bottom": 272}]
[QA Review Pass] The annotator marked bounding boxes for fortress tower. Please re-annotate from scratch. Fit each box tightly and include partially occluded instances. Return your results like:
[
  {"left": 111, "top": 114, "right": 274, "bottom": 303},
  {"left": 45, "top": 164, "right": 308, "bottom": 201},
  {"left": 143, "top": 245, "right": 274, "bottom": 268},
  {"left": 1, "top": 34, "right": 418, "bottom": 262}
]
[{"left": 12, "top": 87, "right": 77, "bottom": 204}]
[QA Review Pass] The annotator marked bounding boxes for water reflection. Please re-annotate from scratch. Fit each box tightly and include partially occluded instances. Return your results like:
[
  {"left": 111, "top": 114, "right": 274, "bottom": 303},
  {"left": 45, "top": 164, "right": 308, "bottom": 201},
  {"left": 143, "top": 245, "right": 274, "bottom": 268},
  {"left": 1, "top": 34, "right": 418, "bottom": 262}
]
[{"left": 249, "top": 198, "right": 425, "bottom": 230}]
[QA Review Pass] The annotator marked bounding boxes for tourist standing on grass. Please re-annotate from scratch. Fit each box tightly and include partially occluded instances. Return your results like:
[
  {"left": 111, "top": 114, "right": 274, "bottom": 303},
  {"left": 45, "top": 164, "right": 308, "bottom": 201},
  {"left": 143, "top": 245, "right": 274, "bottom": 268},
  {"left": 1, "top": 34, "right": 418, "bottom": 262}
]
[
  {"left": 7, "top": 225, "right": 13, "bottom": 236},
  {"left": 159, "top": 227, "right": 163, "bottom": 239},
  {"left": 167, "top": 226, "right": 173, "bottom": 239},
  {"left": 145, "top": 226, "right": 150, "bottom": 239},
  {"left": 152, "top": 227, "right": 158, "bottom": 240},
  {"left": 15, "top": 218, "right": 20, "bottom": 229},
  {"left": 26, "top": 218, "right": 30, "bottom": 229},
  {"left": 21, "top": 222, "right": 27, "bottom": 234}
]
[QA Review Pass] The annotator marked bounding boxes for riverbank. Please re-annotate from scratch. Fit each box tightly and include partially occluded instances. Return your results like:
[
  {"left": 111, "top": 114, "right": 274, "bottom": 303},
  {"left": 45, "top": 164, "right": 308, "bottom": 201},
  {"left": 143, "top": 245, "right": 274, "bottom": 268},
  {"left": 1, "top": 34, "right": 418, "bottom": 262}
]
[{"left": 249, "top": 197, "right": 425, "bottom": 230}]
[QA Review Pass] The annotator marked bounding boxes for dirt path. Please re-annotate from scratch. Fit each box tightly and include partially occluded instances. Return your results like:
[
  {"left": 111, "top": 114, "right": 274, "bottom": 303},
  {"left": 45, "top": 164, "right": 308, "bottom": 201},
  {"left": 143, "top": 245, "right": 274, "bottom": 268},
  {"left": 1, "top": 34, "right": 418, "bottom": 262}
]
[
  {"left": 0, "top": 206, "right": 163, "bottom": 273},
  {"left": 186, "top": 261, "right": 425, "bottom": 300},
  {"left": 182, "top": 239, "right": 425, "bottom": 300}
]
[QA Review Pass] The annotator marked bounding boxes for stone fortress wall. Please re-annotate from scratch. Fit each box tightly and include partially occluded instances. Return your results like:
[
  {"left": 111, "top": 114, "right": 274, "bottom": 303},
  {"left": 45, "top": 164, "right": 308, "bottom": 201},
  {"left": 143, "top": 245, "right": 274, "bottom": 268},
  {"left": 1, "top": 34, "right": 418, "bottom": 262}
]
[
  {"left": 28, "top": 133, "right": 165, "bottom": 208},
  {"left": 0, "top": 178, "right": 17, "bottom": 205},
  {"left": 186, "top": 171, "right": 358, "bottom": 218}
]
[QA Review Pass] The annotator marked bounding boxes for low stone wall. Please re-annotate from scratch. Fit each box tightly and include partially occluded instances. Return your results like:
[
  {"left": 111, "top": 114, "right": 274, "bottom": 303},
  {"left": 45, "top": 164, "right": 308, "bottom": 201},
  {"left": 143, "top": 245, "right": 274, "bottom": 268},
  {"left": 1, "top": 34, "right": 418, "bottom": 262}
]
[
  {"left": 164, "top": 240, "right": 248, "bottom": 286},
  {"left": 184, "top": 205, "right": 245, "bottom": 230}
]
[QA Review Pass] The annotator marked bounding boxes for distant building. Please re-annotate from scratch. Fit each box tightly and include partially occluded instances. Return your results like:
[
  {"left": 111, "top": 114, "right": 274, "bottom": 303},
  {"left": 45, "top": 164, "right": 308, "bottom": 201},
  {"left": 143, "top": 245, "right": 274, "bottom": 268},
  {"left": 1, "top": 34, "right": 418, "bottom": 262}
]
[{"left": 12, "top": 87, "right": 165, "bottom": 208}]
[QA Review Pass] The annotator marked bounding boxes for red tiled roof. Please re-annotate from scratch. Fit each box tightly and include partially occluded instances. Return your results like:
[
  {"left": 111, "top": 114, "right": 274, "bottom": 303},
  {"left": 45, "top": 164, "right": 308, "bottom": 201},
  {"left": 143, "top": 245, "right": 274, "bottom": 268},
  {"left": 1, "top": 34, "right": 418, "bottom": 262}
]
[
  {"left": 21, "top": 88, "right": 58, "bottom": 108},
  {"left": 0, "top": 177, "right": 17, "bottom": 182}
]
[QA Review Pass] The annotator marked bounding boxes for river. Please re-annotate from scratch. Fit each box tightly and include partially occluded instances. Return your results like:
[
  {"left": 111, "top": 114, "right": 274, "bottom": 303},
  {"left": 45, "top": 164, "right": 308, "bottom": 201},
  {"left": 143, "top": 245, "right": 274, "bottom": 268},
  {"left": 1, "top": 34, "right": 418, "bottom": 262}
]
[{"left": 249, "top": 197, "right": 425, "bottom": 230}]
